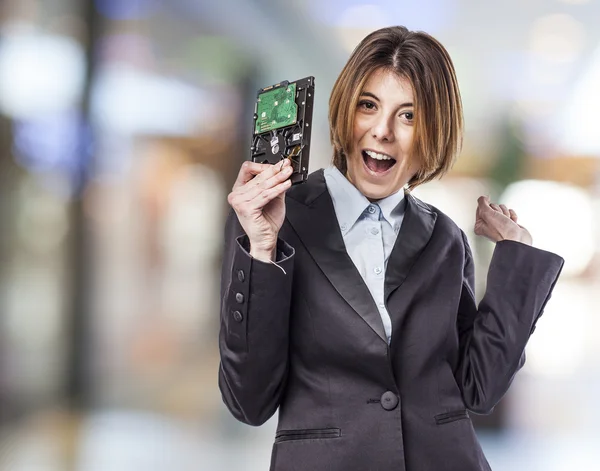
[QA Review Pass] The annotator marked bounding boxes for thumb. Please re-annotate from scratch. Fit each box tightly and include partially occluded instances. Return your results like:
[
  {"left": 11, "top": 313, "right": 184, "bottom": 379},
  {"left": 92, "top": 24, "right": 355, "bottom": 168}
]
[{"left": 476, "top": 195, "right": 493, "bottom": 218}]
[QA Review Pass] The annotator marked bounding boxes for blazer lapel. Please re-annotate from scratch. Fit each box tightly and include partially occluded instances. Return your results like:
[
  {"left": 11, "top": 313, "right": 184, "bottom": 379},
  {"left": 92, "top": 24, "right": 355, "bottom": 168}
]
[
  {"left": 384, "top": 191, "right": 437, "bottom": 303},
  {"left": 286, "top": 170, "right": 387, "bottom": 343}
]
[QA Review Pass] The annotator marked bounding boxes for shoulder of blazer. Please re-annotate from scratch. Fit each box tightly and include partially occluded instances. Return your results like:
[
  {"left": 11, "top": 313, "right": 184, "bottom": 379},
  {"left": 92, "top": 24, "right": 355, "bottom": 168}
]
[
  {"left": 405, "top": 191, "right": 434, "bottom": 215},
  {"left": 285, "top": 168, "right": 328, "bottom": 207},
  {"left": 406, "top": 191, "right": 465, "bottom": 243}
]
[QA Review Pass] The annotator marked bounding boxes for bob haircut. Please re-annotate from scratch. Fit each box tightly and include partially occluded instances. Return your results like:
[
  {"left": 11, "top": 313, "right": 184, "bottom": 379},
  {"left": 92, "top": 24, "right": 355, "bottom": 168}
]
[{"left": 329, "top": 26, "right": 463, "bottom": 191}]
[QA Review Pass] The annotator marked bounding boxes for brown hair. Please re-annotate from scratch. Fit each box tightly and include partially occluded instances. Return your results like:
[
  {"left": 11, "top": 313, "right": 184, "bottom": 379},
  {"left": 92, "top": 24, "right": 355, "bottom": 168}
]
[{"left": 329, "top": 26, "right": 463, "bottom": 191}]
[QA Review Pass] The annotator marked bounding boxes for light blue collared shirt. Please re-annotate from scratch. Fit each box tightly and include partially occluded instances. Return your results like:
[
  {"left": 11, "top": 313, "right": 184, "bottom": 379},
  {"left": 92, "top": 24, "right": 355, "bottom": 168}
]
[{"left": 323, "top": 166, "right": 406, "bottom": 345}]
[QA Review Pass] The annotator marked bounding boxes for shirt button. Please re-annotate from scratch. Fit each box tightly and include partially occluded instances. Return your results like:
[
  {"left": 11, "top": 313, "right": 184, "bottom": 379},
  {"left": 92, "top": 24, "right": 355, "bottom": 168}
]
[
  {"left": 237, "top": 270, "right": 245, "bottom": 282},
  {"left": 341, "top": 223, "right": 347, "bottom": 231},
  {"left": 370, "top": 227, "right": 379, "bottom": 235},
  {"left": 232, "top": 311, "right": 243, "bottom": 323},
  {"left": 378, "top": 303, "right": 385, "bottom": 309},
  {"left": 374, "top": 267, "right": 382, "bottom": 275},
  {"left": 368, "top": 205, "right": 377, "bottom": 214},
  {"left": 235, "top": 293, "right": 245, "bottom": 303}
]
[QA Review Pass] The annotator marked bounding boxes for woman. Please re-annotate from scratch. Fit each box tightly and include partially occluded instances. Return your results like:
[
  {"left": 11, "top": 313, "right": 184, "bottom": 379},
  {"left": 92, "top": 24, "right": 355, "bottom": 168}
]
[{"left": 218, "top": 26, "right": 564, "bottom": 471}]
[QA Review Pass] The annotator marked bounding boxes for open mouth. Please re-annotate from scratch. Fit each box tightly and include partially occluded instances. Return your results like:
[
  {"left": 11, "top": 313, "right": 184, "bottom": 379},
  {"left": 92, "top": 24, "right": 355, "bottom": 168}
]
[{"left": 362, "top": 149, "right": 397, "bottom": 174}]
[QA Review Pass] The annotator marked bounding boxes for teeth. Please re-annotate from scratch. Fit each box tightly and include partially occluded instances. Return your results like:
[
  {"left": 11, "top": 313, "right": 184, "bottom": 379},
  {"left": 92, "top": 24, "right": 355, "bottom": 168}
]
[{"left": 365, "top": 150, "right": 394, "bottom": 161}]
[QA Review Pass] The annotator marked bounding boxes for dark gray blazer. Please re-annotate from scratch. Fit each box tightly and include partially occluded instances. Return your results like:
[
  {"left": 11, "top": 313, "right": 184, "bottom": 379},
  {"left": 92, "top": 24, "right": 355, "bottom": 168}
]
[{"left": 218, "top": 169, "right": 564, "bottom": 471}]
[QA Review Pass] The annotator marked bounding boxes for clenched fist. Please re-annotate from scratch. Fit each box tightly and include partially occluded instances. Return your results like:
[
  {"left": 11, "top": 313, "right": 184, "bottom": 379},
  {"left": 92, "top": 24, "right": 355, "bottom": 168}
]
[
  {"left": 474, "top": 196, "right": 532, "bottom": 245},
  {"left": 227, "top": 159, "right": 294, "bottom": 262}
]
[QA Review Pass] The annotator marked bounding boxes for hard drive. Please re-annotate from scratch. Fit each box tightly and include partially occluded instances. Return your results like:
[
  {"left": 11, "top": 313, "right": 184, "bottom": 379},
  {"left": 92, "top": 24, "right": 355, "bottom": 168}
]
[{"left": 251, "top": 76, "right": 314, "bottom": 185}]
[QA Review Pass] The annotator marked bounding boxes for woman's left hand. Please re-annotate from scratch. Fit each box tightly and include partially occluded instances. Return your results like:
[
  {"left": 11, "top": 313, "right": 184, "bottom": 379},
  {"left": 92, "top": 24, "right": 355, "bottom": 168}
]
[{"left": 474, "top": 196, "right": 532, "bottom": 246}]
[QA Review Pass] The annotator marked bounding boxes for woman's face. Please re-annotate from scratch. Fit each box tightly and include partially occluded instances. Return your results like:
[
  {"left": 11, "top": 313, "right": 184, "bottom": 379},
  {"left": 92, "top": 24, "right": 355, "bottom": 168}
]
[{"left": 346, "top": 68, "right": 420, "bottom": 201}]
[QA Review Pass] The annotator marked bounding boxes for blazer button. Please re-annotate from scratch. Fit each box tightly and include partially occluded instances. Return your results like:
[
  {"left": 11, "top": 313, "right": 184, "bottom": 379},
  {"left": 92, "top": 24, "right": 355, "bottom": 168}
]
[
  {"left": 237, "top": 270, "right": 245, "bottom": 282},
  {"left": 232, "top": 310, "right": 243, "bottom": 323},
  {"left": 235, "top": 293, "right": 245, "bottom": 303},
  {"left": 380, "top": 391, "right": 399, "bottom": 411}
]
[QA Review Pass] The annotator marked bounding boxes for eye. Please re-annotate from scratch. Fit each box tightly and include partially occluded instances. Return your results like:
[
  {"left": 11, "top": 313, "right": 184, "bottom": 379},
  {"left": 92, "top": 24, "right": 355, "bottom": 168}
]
[
  {"left": 400, "top": 111, "right": 414, "bottom": 122},
  {"left": 358, "top": 100, "right": 376, "bottom": 110}
]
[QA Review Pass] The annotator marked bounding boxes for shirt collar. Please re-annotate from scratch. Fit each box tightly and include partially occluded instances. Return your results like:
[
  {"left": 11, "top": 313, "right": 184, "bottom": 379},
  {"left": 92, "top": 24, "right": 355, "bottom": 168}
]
[
  {"left": 323, "top": 166, "right": 406, "bottom": 235},
  {"left": 377, "top": 184, "right": 406, "bottom": 226}
]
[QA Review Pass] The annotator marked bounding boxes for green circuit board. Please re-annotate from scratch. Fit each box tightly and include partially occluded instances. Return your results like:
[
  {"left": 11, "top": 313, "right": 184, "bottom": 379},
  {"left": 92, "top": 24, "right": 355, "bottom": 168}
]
[{"left": 254, "top": 82, "right": 298, "bottom": 134}]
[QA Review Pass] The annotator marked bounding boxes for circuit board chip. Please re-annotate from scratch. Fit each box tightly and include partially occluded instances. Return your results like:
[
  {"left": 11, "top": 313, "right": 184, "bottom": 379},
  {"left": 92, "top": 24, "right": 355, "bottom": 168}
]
[{"left": 255, "top": 83, "right": 298, "bottom": 134}]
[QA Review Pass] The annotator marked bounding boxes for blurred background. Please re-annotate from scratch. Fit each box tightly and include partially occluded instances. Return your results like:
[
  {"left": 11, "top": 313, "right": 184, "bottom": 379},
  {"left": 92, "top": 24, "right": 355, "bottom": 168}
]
[{"left": 0, "top": 0, "right": 599, "bottom": 470}]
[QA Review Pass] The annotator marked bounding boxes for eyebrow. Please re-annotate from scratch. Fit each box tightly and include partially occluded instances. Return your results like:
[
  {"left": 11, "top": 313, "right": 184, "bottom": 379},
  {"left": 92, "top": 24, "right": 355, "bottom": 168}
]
[{"left": 360, "top": 91, "right": 413, "bottom": 108}]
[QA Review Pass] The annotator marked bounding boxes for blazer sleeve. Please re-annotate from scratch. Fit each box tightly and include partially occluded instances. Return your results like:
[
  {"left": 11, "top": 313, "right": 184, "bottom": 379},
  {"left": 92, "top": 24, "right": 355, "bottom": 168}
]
[
  {"left": 218, "top": 209, "right": 295, "bottom": 426},
  {"left": 455, "top": 231, "right": 564, "bottom": 414}
]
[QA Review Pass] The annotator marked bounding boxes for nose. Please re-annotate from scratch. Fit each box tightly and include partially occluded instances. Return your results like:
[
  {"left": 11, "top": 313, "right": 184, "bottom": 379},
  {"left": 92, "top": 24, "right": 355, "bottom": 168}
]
[{"left": 371, "top": 114, "right": 394, "bottom": 142}]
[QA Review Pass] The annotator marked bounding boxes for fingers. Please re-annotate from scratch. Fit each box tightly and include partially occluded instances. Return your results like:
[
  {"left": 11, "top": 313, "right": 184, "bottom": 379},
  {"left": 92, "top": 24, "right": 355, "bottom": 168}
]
[
  {"left": 477, "top": 196, "right": 514, "bottom": 220},
  {"left": 490, "top": 203, "right": 510, "bottom": 219},
  {"left": 253, "top": 178, "right": 292, "bottom": 206},
  {"left": 228, "top": 159, "right": 293, "bottom": 214},
  {"left": 475, "top": 195, "right": 527, "bottom": 242},
  {"left": 232, "top": 161, "right": 273, "bottom": 190},
  {"left": 238, "top": 159, "right": 290, "bottom": 196},
  {"left": 242, "top": 163, "right": 293, "bottom": 202}
]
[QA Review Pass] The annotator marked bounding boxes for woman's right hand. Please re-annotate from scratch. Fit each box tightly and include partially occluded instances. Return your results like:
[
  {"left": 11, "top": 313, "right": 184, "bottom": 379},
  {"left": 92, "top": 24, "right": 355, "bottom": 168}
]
[{"left": 227, "top": 159, "right": 294, "bottom": 262}]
